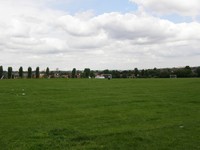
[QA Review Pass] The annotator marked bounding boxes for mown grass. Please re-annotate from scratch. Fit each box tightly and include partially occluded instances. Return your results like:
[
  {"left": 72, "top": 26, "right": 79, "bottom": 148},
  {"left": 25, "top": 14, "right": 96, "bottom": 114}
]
[{"left": 0, "top": 78, "right": 200, "bottom": 150}]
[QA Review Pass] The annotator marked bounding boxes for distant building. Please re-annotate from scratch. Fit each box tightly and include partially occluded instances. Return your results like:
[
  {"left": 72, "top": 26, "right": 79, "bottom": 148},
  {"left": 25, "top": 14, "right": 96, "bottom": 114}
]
[
  {"left": 95, "top": 75, "right": 105, "bottom": 79},
  {"left": 13, "top": 72, "right": 19, "bottom": 79},
  {"left": 95, "top": 74, "right": 112, "bottom": 79}
]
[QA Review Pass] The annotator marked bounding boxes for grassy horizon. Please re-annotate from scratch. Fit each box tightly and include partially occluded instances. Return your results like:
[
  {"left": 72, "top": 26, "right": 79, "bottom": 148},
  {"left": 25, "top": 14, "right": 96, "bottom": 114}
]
[{"left": 0, "top": 78, "right": 200, "bottom": 149}]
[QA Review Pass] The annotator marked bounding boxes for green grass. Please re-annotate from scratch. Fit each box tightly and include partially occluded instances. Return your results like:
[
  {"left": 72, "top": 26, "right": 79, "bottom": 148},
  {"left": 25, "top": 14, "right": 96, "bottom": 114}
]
[{"left": 0, "top": 78, "right": 200, "bottom": 150}]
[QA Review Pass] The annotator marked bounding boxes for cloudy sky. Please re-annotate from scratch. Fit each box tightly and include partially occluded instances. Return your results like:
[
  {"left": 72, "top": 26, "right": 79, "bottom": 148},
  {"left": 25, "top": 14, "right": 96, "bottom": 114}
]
[{"left": 0, "top": 0, "right": 200, "bottom": 70}]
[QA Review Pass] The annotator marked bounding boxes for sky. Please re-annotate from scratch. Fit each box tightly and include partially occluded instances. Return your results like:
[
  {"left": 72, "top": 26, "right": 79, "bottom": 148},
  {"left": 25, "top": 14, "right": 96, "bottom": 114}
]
[{"left": 0, "top": 0, "right": 200, "bottom": 71}]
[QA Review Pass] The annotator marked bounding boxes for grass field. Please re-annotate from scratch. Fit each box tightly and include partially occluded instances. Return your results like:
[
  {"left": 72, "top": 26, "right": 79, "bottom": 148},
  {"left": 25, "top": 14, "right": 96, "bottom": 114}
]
[{"left": 0, "top": 78, "right": 200, "bottom": 150}]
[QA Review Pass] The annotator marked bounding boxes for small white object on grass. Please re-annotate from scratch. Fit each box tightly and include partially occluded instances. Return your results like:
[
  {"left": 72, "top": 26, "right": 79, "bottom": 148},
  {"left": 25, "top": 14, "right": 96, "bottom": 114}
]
[
  {"left": 22, "top": 93, "right": 26, "bottom": 96},
  {"left": 179, "top": 125, "right": 184, "bottom": 128}
]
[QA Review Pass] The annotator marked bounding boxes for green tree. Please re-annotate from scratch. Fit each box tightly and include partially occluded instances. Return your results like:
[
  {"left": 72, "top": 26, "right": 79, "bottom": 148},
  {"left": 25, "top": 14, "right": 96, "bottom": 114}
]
[
  {"left": 141, "top": 69, "right": 145, "bottom": 77},
  {"left": 90, "top": 70, "right": 95, "bottom": 78},
  {"left": 46, "top": 67, "right": 50, "bottom": 78},
  {"left": 174, "top": 66, "right": 192, "bottom": 78},
  {"left": 103, "top": 69, "right": 110, "bottom": 74},
  {"left": 122, "top": 70, "right": 128, "bottom": 78},
  {"left": 196, "top": 67, "right": 200, "bottom": 77},
  {"left": 134, "top": 68, "right": 139, "bottom": 77},
  {"left": 111, "top": 70, "right": 120, "bottom": 78},
  {"left": 144, "top": 70, "right": 149, "bottom": 78},
  {"left": 174, "top": 69, "right": 185, "bottom": 77},
  {"left": 83, "top": 68, "right": 90, "bottom": 78},
  {"left": 159, "top": 69, "right": 170, "bottom": 78},
  {"left": 8, "top": 67, "right": 12, "bottom": 79},
  {"left": 36, "top": 67, "right": 40, "bottom": 78},
  {"left": 72, "top": 68, "right": 76, "bottom": 78},
  {"left": 19, "top": 66, "right": 23, "bottom": 78},
  {"left": 28, "top": 67, "right": 32, "bottom": 78},
  {"left": 153, "top": 67, "right": 160, "bottom": 77},
  {"left": 0, "top": 66, "right": 3, "bottom": 79},
  {"left": 184, "top": 66, "right": 192, "bottom": 77}
]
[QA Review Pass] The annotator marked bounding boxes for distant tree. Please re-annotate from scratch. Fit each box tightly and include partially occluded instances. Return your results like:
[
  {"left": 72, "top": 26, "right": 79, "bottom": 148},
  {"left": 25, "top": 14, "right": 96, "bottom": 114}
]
[
  {"left": 196, "top": 67, "right": 200, "bottom": 77},
  {"left": 174, "top": 66, "right": 192, "bottom": 78},
  {"left": 8, "top": 67, "right": 12, "bottom": 79},
  {"left": 90, "top": 70, "right": 95, "bottom": 78},
  {"left": 19, "top": 66, "right": 23, "bottom": 78},
  {"left": 36, "top": 67, "right": 40, "bottom": 78},
  {"left": 153, "top": 67, "right": 160, "bottom": 77},
  {"left": 174, "top": 69, "right": 184, "bottom": 77},
  {"left": 103, "top": 69, "right": 110, "bottom": 74},
  {"left": 111, "top": 70, "right": 121, "bottom": 78},
  {"left": 184, "top": 66, "right": 192, "bottom": 77},
  {"left": 28, "top": 67, "right": 32, "bottom": 78},
  {"left": 122, "top": 70, "right": 128, "bottom": 78},
  {"left": 159, "top": 69, "right": 170, "bottom": 78},
  {"left": 144, "top": 70, "right": 149, "bottom": 77},
  {"left": 0, "top": 66, "right": 3, "bottom": 79},
  {"left": 46, "top": 67, "right": 50, "bottom": 78},
  {"left": 147, "top": 68, "right": 158, "bottom": 78},
  {"left": 83, "top": 68, "right": 90, "bottom": 78},
  {"left": 134, "top": 68, "right": 139, "bottom": 77},
  {"left": 127, "top": 70, "right": 134, "bottom": 77},
  {"left": 141, "top": 69, "right": 145, "bottom": 77},
  {"left": 72, "top": 68, "right": 76, "bottom": 78}
]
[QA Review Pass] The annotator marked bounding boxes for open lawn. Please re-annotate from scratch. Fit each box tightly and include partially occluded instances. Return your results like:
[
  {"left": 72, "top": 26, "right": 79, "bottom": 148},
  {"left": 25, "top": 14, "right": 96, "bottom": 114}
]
[{"left": 0, "top": 78, "right": 200, "bottom": 150}]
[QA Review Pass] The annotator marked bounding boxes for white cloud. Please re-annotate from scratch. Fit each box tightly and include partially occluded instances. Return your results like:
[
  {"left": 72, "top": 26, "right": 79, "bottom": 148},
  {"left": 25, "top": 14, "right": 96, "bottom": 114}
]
[
  {"left": 130, "top": 0, "right": 200, "bottom": 17},
  {"left": 0, "top": 0, "right": 200, "bottom": 70}
]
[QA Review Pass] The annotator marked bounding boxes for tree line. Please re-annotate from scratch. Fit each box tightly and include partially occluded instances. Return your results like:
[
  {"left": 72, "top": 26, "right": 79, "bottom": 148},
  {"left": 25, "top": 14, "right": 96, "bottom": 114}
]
[
  {"left": 97, "top": 66, "right": 200, "bottom": 78},
  {"left": 0, "top": 65, "right": 200, "bottom": 79},
  {"left": 0, "top": 66, "right": 49, "bottom": 79}
]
